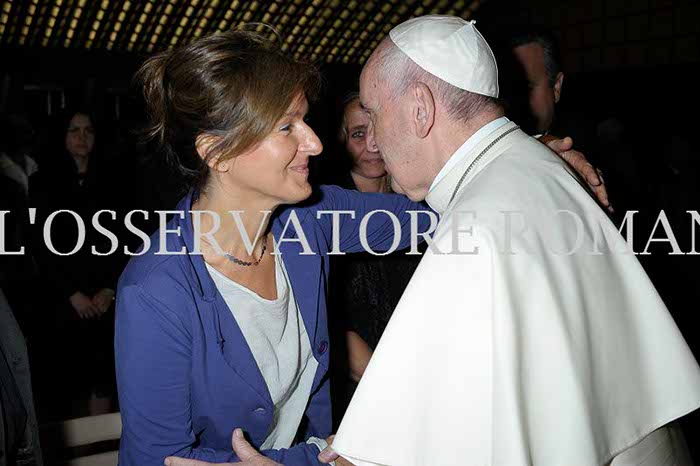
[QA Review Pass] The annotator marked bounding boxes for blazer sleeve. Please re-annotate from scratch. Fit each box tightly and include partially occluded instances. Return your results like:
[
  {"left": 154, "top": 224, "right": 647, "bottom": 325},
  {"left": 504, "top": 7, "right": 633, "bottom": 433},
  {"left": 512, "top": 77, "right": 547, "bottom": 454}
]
[
  {"left": 312, "top": 185, "right": 436, "bottom": 254},
  {"left": 115, "top": 284, "right": 327, "bottom": 466}
]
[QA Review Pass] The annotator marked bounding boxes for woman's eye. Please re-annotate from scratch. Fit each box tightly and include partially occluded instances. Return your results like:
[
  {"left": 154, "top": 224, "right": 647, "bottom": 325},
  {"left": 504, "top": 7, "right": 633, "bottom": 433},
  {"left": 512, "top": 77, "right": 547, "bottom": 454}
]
[
  {"left": 279, "top": 124, "right": 291, "bottom": 132},
  {"left": 351, "top": 131, "right": 365, "bottom": 139}
]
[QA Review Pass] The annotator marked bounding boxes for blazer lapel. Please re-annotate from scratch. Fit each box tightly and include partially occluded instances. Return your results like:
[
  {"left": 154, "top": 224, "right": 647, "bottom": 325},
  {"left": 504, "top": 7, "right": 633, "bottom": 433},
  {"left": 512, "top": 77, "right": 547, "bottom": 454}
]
[
  {"left": 272, "top": 209, "right": 322, "bottom": 354},
  {"left": 214, "top": 296, "right": 273, "bottom": 407}
]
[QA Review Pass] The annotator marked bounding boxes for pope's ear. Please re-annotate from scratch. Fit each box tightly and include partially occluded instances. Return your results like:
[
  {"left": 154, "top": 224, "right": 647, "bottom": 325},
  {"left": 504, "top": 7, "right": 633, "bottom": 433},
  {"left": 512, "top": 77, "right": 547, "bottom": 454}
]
[
  {"left": 411, "top": 82, "right": 435, "bottom": 139},
  {"left": 195, "top": 134, "right": 229, "bottom": 172}
]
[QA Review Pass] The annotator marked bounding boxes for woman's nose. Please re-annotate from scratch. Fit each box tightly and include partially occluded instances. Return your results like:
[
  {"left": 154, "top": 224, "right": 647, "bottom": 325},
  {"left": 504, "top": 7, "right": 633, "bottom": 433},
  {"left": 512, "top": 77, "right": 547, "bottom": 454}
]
[{"left": 303, "top": 127, "right": 323, "bottom": 157}]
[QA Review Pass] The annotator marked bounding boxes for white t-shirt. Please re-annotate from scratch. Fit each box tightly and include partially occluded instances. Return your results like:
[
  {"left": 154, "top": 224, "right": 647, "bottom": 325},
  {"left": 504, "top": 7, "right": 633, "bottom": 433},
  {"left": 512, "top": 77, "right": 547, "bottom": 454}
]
[{"left": 206, "top": 255, "right": 329, "bottom": 455}]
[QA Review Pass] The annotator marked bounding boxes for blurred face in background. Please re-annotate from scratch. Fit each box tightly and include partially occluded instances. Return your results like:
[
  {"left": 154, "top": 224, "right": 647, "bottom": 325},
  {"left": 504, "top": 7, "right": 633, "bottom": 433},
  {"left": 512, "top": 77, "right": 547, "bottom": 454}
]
[
  {"left": 342, "top": 98, "right": 387, "bottom": 180},
  {"left": 512, "top": 42, "right": 563, "bottom": 134},
  {"left": 65, "top": 113, "right": 95, "bottom": 159}
]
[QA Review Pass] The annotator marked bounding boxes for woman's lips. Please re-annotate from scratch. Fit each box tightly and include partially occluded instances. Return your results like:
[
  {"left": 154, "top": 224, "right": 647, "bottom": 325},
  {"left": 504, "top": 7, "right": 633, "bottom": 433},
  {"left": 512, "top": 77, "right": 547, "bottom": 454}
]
[{"left": 290, "top": 165, "right": 309, "bottom": 175}]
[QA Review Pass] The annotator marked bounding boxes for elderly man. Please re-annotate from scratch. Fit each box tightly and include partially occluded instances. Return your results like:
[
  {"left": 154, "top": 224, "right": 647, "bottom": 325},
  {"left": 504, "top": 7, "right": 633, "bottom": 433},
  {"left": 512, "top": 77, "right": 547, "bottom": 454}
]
[{"left": 325, "top": 15, "right": 700, "bottom": 466}]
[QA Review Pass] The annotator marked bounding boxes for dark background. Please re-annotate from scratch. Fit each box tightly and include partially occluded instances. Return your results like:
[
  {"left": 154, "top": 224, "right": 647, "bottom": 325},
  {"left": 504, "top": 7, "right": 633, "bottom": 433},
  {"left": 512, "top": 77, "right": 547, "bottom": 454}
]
[{"left": 1, "top": 0, "right": 699, "bottom": 459}]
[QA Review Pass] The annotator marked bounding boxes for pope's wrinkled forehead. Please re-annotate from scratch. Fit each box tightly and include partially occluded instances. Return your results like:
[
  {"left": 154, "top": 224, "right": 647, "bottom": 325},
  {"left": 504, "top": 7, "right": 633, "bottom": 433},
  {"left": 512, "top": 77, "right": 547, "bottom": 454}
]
[{"left": 358, "top": 39, "right": 392, "bottom": 112}]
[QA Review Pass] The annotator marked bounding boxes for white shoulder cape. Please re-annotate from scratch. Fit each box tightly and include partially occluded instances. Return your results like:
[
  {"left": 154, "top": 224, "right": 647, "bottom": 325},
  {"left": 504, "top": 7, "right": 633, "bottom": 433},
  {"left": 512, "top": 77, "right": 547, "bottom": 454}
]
[{"left": 332, "top": 123, "right": 700, "bottom": 466}]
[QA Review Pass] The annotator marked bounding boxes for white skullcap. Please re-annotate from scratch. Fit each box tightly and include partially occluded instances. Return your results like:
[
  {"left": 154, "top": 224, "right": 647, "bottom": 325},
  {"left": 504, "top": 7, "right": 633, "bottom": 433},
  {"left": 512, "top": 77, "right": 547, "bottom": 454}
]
[{"left": 389, "top": 15, "right": 499, "bottom": 98}]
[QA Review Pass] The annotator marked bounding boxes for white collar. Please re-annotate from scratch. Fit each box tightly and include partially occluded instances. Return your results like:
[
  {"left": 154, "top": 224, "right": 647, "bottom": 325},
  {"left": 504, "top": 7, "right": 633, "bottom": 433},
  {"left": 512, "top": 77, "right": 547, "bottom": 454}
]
[
  {"left": 428, "top": 116, "right": 510, "bottom": 193},
  {"left": 425, "top": 120, "right": 520, "bottom": 214}
]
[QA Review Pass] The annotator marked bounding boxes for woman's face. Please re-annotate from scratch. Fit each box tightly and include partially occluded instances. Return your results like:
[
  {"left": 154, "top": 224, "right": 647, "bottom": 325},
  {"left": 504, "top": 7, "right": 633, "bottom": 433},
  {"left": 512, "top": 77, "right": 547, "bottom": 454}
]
[
  {"left": 225, "top": 93, "right": 322, "bottom": 205},
  {"left": 343, "top": 99, "right": 386, "bottom": 179},
  {"left": 65, "top": 113, "right": 95, "bottom": 159}
]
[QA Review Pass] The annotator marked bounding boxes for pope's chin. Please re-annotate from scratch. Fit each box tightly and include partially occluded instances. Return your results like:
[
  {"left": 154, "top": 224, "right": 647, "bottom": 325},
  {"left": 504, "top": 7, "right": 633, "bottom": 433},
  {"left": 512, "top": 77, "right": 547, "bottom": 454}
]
[{"left": 391, "top": 179, "right": 426, "bottom": 202}]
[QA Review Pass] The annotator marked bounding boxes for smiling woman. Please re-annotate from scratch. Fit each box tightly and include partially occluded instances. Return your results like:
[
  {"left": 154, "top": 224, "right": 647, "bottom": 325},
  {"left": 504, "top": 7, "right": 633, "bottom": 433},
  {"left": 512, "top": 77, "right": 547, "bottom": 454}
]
[
  {"left": 137, "top": 29, "right": 321, "bottom": 194},
  {"left": 115, "top": 27, "right": 433, "bottom": 466}
]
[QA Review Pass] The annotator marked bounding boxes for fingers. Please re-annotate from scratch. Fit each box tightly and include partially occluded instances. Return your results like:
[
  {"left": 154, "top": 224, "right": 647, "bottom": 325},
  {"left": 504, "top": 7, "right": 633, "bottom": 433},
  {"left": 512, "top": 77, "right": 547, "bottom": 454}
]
[
  {"left": 594, "top": 168, "right": 612, "bottom": 210},
  {"left": 562, "top": 151, "right": 601, "bottom": 185},
  {"left": 231, "top": 428, "right": 260, "bottom": 462},
  {"left": 92, "top": 298, "right": 108, "bottom": 314},
  {"left": 318, "top": 444, "right": 340, "bottom": 464},
  {"left": 91, "top": 292, "right": 113, "bottom": 315},
  {"left": 77, "top": 305, "right": 97, "bottom": 319},
  {"left": 559, "top": 150, "right": 613, "bottom": 210},
  {"left": 545, "top": 136, "right": 573, "bottom": 153},
  {"left": 86, "top": 303, "right": 101, "bottom": 318},
  {"left": 592, "top": 183, "right": 613, "bottom": 212},
  {"left": 559, "top": 150, "right": 600, "bottom": 185}
]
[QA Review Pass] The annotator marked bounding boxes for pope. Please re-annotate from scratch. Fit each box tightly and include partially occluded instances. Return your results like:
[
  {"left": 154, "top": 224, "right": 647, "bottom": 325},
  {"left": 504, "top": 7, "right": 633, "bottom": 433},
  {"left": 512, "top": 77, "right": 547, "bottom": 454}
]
[{"left": 326, "top": 15, "right": 700, "bottom": 466}]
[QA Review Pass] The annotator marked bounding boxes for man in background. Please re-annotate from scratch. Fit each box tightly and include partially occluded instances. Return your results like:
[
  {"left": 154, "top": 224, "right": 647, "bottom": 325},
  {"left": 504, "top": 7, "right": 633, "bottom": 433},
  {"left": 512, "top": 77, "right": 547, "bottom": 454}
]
[{"left": 506, "top": 27, "right": 564, "bottom": 136}]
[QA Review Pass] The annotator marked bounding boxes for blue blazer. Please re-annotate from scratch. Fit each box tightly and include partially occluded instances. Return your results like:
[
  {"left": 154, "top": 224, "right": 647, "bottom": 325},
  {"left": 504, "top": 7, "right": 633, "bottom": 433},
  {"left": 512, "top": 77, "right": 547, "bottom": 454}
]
[{"left": 115, "top": 186, "right": 431, "bottom": 465}]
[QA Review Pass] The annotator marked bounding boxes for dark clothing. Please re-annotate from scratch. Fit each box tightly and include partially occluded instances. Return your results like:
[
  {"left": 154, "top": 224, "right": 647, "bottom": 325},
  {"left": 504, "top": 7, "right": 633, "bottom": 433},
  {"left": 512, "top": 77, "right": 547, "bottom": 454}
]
[
  {"left": 329, "top": 250, "right": 421, "bottom": 350},
  {"left": 0, "top": 175, "right": 38, "bottom": 334},
  {"left": 29, "top": 156, "right": 124, "bottom": 301},
  {"left": 0, "top": 288, "right": 43, "bottom": 466},
  {"left": 326, "top": 175, "right": 424, "bottom": 427},
  {"left": 28, "top": 152, "right": 125, "bottom": 418}
]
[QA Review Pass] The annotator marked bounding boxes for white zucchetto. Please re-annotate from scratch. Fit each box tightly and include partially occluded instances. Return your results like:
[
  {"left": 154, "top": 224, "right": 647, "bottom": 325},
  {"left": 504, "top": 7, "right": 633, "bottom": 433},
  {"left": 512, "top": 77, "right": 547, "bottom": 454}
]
[{"left": 389, "top": 15, "right": 499, "bottom": 98}]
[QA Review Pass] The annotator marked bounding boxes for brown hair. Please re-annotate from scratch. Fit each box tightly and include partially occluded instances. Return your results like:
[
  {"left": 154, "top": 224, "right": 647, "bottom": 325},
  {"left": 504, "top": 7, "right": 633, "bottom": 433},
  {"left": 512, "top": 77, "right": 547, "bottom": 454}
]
[{"left": 137, "top": 27, "right": 321, "bottom": 189}]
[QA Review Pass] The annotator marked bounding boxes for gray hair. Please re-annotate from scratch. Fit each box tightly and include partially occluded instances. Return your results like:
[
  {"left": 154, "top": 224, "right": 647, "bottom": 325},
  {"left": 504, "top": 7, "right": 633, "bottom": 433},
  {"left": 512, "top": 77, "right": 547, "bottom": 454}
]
[{"left": 370, "top": 38, "right": 500, "bottom": 123}]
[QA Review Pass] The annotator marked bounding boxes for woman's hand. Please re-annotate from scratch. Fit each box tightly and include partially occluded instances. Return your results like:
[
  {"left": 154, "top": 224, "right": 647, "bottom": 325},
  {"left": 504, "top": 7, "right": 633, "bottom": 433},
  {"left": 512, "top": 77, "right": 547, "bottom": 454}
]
[
  {"left": 318, "top": 436, "right": 355, "bottom": 465},
  {"left": 69, "top": 291, "right": 101, "bottom": 319},
  {"left": 541, "top": 135, "right": 612, "bottom": 212},
  {"left": 92, "top": 288, "right": 115, "bottom": 314},
  {"left": 164, "top": 429, "right": 282, "bottom": 466},
  {"left": 347, "top": 331, "right": 373, "bottom": 382}
]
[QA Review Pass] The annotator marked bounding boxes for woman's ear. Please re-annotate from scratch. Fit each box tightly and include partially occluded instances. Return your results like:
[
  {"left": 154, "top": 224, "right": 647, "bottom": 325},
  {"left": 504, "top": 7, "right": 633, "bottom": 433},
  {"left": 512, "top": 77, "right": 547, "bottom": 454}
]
[{"left": 195, "top": 134, "right": 229, "bottom": 172}]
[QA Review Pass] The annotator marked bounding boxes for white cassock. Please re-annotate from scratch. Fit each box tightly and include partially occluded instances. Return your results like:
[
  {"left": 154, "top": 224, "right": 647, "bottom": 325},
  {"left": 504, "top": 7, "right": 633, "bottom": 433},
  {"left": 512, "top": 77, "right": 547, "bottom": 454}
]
[{"left": 332, "top": 121, "right": 700, "bottom": 466}]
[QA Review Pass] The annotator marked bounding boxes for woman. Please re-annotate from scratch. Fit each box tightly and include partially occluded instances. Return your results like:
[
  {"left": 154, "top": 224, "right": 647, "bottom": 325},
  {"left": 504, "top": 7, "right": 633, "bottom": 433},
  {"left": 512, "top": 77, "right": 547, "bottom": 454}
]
[
  {"left": 326, "top": 93, "right": 424, "bottom": 426},
  {"left": 115, "top": 30, "right": 430, "bottom": 466},
  {"left": 29, "top": 109, "right": 123, "bottom": 420}
]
